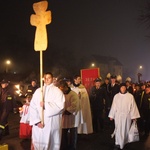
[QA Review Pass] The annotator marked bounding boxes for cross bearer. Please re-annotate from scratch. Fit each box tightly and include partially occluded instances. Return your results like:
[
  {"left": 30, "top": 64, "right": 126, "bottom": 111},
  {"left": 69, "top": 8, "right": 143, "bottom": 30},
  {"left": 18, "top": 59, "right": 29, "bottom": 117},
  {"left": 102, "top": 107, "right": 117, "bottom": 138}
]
[
  {"left": 30, "top": 0, "right": 51, "bottom": 127},
  {"left": 29, "top": 1, "right": 65, "bottom": 150},
  {"left": 30, "top": 72, "right": 65, "bottom": 150}
]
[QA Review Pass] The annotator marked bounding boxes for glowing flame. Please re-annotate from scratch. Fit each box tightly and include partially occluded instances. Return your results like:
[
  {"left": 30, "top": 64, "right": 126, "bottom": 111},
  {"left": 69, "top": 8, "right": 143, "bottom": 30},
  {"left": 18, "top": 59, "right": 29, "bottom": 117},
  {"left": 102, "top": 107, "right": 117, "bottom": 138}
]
[
  {"left": 15, "top": 84, "right": 22, "bottom": 96},
  {"left": 15, "top": 84, "right": 20, "bottom": 89},
  {"left": 19, "top": 107, "right": 22, "bottom": 111}
]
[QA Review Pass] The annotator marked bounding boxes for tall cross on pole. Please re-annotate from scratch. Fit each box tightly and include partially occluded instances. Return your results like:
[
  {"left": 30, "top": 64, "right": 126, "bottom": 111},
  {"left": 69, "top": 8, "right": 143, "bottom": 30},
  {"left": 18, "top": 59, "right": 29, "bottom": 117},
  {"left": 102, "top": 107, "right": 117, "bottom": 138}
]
[{"left": 30, "top": 0, "right": 51, "bottom": 125}]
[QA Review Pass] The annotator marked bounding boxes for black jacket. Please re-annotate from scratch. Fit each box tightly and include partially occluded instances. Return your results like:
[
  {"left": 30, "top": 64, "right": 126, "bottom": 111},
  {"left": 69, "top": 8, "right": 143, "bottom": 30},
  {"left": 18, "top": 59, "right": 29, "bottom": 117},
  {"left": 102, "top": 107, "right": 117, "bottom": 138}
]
[
  {"left": 0, "top": 86, "right": 14, "bottom": 112},
  {"left": 90, "top": 86, "right": 109, "bottom": 110}
]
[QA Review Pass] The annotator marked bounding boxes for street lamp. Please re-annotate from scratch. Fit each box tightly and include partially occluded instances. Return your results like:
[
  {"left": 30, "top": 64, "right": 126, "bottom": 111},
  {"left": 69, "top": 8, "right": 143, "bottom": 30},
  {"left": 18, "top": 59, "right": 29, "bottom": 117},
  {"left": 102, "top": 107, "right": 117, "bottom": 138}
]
[
  {"left": 91, "top": 63, "right": 95, "bottom": 67},
  {"left": 5, "top": 60, "right": 11, "bottom": 73},
  {"left": 137, "top": 65, "right": 143, "bottom": 83},
  {"left": 139, "top": 65, "right": 142, "bottom": 69}
]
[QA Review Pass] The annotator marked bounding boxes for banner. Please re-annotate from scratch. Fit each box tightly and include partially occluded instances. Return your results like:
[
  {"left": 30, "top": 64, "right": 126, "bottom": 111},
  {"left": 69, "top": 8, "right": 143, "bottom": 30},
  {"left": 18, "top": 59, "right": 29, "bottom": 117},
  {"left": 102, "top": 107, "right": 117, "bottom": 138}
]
[{"left": 81, "top": 68, "right": 100, "bottom": 93}]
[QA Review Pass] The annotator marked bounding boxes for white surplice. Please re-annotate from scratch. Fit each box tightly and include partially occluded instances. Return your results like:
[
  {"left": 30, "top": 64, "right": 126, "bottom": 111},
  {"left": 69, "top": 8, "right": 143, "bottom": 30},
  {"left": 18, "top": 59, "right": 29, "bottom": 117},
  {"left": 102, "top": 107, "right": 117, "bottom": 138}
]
[
  {"left": 29, "top": 83, "right": 65, "bottom": 150},
  {"left": 108, "top": 92, "right": 140, "bottom": 149}
]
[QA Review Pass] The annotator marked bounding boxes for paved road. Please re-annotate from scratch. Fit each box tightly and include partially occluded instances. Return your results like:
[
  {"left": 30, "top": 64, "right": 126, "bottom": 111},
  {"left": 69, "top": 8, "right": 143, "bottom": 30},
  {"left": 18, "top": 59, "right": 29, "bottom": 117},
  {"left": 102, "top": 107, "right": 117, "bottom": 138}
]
[{"left": 0, "top": 112, "right": 150, "bottom": 150}]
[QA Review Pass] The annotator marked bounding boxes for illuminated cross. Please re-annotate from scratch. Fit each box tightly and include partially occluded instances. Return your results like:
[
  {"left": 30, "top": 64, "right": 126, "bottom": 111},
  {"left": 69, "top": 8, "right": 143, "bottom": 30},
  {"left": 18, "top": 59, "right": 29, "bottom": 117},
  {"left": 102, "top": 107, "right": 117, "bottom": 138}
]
[{"left": 30, "top": 1, "right": 51, "bottom": 51}]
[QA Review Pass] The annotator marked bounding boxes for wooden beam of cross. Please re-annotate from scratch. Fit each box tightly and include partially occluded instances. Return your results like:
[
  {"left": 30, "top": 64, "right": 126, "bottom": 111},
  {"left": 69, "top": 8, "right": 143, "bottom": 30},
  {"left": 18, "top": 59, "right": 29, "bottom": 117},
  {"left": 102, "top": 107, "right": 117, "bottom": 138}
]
[
  {"left": 30, "top": 0, "right": 51, "bottom": 125},
  {"left": 30, "top": 0, "right": 51, "bottom": 51}
]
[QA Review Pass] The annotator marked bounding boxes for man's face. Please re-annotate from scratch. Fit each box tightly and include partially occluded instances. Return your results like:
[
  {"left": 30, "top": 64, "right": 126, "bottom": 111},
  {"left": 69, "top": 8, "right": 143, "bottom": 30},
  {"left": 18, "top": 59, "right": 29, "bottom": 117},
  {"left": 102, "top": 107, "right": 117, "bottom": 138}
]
[
  {"left": 95, "top": 81, "right": 101, "bottom": 88},
  {"left": 135, "top": 86, "right": 140, "bottom": 91},
  {"left": 74, "top": 77, "right": 81, "bottom": 84},
  {"left": 145, "top": 87, "right": 150, "bottom": 94},
  {"left": 105, "top": 79, "right": 109, "bottom": 84},
  {"left": 1, "top": 83, "right": 8, "bottom": 88},
  {"left": 120, "top": 86, "right": 126, "bottom": 94},
  {"left": 111, "top": 78, "right": 116, "bottom": 84},
  {"left": 141, "top": 85, "right": 145, "bottom": 90},
  {"left": 44, "top": 74, "right": 53, "bottom": 85},
  {"left": 31, "top": 81, "right": 37, "bottom": 87}
]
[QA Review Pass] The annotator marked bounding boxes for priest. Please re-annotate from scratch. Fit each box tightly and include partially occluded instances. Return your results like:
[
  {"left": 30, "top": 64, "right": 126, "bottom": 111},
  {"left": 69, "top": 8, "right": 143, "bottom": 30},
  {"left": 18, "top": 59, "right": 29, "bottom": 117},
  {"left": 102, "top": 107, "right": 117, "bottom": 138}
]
[{"left": 108, "top": 83, "right": 140, "bottom": 150}]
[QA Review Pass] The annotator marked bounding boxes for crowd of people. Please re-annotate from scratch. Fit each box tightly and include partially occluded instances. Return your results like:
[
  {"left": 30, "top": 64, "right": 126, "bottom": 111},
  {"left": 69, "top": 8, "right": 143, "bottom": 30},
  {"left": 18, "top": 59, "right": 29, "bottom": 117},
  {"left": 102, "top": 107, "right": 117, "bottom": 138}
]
[{"left": 0, "top": 73, "right": 150, "bottom": 150}]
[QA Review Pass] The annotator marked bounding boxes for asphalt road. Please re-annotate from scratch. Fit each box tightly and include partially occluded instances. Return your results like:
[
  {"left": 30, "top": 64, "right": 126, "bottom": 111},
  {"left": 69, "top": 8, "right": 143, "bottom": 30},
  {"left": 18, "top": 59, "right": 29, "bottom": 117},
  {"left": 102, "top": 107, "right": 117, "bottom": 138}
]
[{"left": 0, "top": 112, "right": 150, "bottom": 150}]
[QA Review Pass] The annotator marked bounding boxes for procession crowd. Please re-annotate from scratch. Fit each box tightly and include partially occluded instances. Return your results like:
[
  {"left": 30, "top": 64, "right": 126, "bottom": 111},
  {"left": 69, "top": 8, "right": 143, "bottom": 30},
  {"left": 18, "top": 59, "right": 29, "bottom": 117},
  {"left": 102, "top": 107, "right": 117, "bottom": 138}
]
[{"left": 0, "top": 72, "right": 150, "bottom": 150}]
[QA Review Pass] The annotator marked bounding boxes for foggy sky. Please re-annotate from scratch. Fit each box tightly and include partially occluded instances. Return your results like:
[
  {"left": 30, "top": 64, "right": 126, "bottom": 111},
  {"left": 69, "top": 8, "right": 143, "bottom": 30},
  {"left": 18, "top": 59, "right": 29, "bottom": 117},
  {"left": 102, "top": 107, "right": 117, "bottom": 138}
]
[{"left": 0, "top": 0, "right": 150, "bottom": 81}]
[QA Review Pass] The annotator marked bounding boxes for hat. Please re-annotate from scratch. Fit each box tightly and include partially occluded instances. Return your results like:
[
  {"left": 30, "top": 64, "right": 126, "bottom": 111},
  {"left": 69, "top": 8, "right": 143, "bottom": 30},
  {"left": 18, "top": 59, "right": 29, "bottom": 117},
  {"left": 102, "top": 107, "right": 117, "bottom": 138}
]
[
  {"left": 110, "top": 75, "right": 116, "bottom": 79},
  {"left": 94, "top": 77, "right": 102, "bottom": 82},
  {"left": 63, "top": 77, "right": 71, "bottom": 82},
  {"left": 1, "top": 79, "right": 9, "bottom": 84},
  {"left": 126, "top": 77, "right": 132, "bottom": 82},
  {"left": 119, "top": 83, "right": 126, "bottom": 88}
]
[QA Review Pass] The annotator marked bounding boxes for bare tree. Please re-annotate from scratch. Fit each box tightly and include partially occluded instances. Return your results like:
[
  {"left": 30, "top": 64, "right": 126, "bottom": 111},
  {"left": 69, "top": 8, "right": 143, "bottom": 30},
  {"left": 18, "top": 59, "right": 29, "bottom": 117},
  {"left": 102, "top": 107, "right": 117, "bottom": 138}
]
[{"left": 140, "top": 1, "right": 150, "bottom": 30}]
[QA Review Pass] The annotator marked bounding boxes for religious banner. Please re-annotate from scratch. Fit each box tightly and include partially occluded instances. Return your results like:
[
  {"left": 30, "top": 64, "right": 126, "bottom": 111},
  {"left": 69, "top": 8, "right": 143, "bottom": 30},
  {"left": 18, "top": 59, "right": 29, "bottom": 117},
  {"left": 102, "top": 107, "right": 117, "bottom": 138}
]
[{"left": 81, "top": 68, "right": 100, "bottom": 93}]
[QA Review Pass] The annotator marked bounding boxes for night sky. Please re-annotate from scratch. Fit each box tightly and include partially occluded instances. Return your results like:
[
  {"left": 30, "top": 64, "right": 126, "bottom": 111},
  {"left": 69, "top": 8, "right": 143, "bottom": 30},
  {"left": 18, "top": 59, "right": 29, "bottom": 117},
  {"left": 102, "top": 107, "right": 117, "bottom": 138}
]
[{"left": 0, "top": 0, "right": 150, "bottom": 81}]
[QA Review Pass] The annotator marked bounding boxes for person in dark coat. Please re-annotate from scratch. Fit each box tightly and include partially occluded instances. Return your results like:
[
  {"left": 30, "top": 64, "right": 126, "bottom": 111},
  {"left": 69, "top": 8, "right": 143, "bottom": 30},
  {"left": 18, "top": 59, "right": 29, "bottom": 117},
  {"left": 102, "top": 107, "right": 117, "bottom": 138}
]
[
  {"left": 140, "top": 84, "right": 150, "bottom": 136},
  {"left": 26, "top": 79, "right": 38, "bottom": 96},
  {"left": 108, "top": 75, "right": 120, "bottom": 107},
  {"left": 133, "top": 83, "right": 141, "bottom": 109},
  {"left": 102, "top": 77, "right": 110, "bottom": 96},
  {"left": 89, "top": 77, "right": 109, "bottom": 133},
  {"left": 0, "top": 79, "right": 14, "bottom": 139},
  {"left": 107, "top": 75, "right": 120, "bottom": 129},
  {"left": 138, "top": 83, "right": 146, "bottom": 133},
  {"left": 126, "top": 81, "right": 133, "bottom": 95}
]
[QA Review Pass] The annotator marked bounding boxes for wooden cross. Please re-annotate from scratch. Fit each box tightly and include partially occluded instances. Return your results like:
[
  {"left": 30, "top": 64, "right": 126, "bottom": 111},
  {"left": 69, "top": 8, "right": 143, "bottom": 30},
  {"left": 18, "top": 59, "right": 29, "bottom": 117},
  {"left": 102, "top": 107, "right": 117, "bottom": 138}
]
[
  {"left": 30, "top": 0, "right": 51, "bottom": 125},
  {"left": 30, "top": 0, "right": 51, "bottom": 51}
]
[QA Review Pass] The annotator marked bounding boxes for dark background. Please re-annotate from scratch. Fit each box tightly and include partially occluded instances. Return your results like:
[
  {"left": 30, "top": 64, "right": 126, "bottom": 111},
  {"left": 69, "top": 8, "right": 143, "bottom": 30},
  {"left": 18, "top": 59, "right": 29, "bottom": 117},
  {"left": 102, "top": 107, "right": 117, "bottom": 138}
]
[{"left": 0, "top": 0, "right": 150, "bottom": 81}]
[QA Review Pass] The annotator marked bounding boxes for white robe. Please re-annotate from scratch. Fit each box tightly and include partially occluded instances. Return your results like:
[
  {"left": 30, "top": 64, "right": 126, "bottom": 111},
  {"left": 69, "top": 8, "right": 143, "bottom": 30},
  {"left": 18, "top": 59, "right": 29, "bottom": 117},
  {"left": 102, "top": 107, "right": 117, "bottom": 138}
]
[
  {"left": 29, "top": 83, "right": 65, "bottom": 150},
  {"left": 71, "top": 84, "right": 93, "bottom": 134},
  {"left": 108, "top": 92, "right": 140, "bottom": 149},
  {"left": 20, "top": 104, "right": 30, "bottom": 123}
]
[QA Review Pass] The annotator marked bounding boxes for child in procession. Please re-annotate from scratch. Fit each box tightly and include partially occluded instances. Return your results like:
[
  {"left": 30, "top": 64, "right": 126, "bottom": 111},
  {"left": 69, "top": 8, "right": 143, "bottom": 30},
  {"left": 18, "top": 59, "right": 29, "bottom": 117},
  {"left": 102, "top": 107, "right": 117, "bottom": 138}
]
[{"left": 19, "top": 94, "right": 32, "bottom": 140}]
